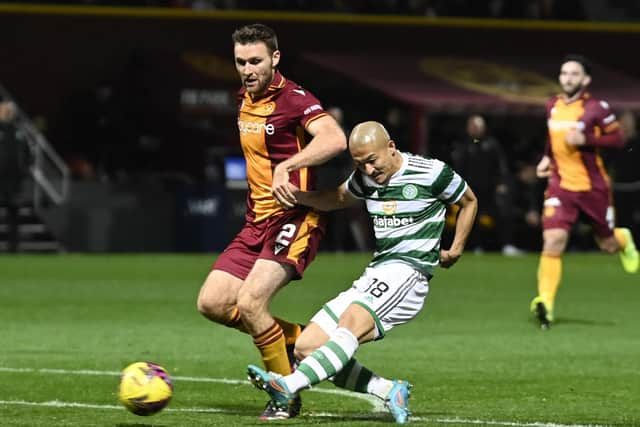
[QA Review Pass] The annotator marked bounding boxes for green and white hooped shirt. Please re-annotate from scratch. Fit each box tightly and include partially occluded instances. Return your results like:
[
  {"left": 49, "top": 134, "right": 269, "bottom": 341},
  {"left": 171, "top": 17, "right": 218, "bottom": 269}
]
[{"left": 346, "top": 151, "right": 468, "bottom": 277}]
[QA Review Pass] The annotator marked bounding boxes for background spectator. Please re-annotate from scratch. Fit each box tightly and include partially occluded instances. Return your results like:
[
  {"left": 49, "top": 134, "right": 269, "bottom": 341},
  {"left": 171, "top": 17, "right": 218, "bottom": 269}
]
[
  {"left": 0, "top": 100, "right": 30, "bottom": 252},
  {"left": 450, "top": 114, "right": 524, "bottom": 255}
]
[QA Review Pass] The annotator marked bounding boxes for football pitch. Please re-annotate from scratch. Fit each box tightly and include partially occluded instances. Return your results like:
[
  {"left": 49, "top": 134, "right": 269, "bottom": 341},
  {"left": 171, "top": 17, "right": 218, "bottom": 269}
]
[{"left": 0, "top": 253, "right": 638, "bottom": 427}]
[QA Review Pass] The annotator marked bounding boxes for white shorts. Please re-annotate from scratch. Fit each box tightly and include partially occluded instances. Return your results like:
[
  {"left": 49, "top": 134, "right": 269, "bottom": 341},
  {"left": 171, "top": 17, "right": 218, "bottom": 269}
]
[{"left": 310, "top": 261, "right": 429, "bottom": 340}]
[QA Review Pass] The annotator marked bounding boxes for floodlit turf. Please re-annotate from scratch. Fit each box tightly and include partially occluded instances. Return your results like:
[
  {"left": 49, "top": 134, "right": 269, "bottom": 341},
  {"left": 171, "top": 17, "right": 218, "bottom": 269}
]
[{"left": 0, "top": 253, "right": 638, "bottom": 426}]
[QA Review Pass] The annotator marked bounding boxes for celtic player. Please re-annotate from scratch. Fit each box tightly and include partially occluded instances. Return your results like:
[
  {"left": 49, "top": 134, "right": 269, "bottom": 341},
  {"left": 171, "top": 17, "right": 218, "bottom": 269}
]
[{"left": 247, "top": 121, "right": 478, "bottom": 424}]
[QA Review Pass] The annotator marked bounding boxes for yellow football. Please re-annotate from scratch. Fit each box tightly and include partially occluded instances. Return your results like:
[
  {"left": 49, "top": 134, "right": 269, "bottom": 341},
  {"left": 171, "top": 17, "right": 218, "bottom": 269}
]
[{"left": 118, "top": 362, "right": 173, "bottom": 416}]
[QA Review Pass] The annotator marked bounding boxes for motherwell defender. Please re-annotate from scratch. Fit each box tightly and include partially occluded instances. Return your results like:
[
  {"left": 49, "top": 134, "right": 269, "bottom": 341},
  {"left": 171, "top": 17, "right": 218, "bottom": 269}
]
[{"left": 196, "top": 24, "right": 347, "bottom": 419}]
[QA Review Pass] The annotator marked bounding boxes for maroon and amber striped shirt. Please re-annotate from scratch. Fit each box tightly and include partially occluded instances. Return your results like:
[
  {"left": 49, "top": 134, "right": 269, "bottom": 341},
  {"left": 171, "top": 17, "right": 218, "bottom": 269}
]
[
  {"left": 545, "top": 91, "right": 623, "bottom": 193},
  {"left": 236, "top": 71, "right": 328, "bottom": 223}
]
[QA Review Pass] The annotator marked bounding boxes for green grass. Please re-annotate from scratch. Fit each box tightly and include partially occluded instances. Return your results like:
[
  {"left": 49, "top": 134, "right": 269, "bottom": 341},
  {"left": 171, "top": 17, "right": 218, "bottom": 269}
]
[{"left": 0, "top": 253, "right": 638, "bottom": 426}]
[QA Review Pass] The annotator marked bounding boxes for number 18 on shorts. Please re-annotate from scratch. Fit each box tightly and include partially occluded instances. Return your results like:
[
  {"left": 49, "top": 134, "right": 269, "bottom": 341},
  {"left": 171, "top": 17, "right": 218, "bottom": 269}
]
[{"left": 311, "top": 262, "right": 429, "bottom": 340}]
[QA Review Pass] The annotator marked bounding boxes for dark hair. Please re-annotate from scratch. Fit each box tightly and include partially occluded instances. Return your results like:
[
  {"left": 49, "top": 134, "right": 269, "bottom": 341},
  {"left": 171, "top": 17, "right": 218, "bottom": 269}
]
[
  {"left": 232, "top": 24, "right": 279, "bottom": 54},
  {"left": 561, "top": 54, "right": 591, "bottom": 75}
]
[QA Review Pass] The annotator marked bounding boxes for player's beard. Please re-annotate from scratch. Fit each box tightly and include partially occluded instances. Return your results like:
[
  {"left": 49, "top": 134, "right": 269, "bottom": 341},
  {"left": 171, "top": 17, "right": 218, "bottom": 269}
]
[
  {"left": 563, "top": 83, "right": 584, "bottom": 99},
  {"left": 244, "top": 70, "right": 274, "bottom": 97}
]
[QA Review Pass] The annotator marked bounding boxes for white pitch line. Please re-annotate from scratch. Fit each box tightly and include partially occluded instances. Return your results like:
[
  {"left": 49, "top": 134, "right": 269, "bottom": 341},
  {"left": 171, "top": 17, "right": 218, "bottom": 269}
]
[
  {"left": 0, "top": 366, "right": 384, "bottom": 411},
  {"left": 0, "top": 399, "right": 611, "bottom": 427},
  {"left": 0, "top": 399, "right": 224, "bottom": 413},
  {"left": 0, "top": 367, "right": 611, "bottom": 427},
  {"left": 427, "top": 418, "right": 610, "bottom": 427}
]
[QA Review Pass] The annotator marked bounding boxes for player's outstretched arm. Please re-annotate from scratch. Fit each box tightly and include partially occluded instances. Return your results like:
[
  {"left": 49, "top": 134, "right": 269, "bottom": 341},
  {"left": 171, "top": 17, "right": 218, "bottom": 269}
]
[
  {"left": 272, "top": 115, "right": 347, "bottom": 208},
  {"left": 440, "top": 186, "right": 478, "bottom": 268},
  {"left": 289, "top": 181, "right": 359, "bottom": 212}
]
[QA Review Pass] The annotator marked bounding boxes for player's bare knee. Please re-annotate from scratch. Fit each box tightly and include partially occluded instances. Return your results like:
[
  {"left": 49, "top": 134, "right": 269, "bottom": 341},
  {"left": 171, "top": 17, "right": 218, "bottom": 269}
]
[
  {"left": 197, "top": 270, "right": 243, "bottom": 321},
  {"left": 195, "top": 295, "right": 208, "bottom": 317},
  {"left": 196, "top": 286, "right": 234, "bottom": 322},
  {"left": 543, "top": 239, "right": 565, "bottom": 255},
  {"left": 196, "top": 288, "right": 213, "bottom": 317},
  {"left": 294, "top": 334, "right": 323, "bottom": 360},
  {"left": 236, "top": 288, "right": 266, "bottom": 320},
  {"left": 336, "top": 304, "right": 376, "bottom": 341},
  {"left": 196, "top": 295, "right": 226, "bottom": 322},
  {"left": 542, "top": 229, "right": 569, "bottom": 254}
]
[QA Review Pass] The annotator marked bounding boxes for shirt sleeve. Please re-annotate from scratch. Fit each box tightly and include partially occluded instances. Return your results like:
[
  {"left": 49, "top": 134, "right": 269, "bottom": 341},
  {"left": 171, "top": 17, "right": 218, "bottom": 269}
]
[
  {"left": 433, "top": 160, "right": 468, "bottom": 205},
  {"left": 287, "top": 86, "right": 328, "bottom": 129},
  {"left": 345, "top": 170, "right": 366, "bottom": 199},
  {"left": 584, "top": 99, "right": 624, "bottom": 148}
]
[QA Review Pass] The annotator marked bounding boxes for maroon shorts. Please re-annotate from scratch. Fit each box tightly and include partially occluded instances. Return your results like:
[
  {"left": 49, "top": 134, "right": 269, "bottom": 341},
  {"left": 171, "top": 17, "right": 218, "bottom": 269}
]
[
  {"left": 214, "top": 208, "right": 326, "bottom": 281},
  {"left": 542, "top": 186, "right": 615, "bottom": 238}
]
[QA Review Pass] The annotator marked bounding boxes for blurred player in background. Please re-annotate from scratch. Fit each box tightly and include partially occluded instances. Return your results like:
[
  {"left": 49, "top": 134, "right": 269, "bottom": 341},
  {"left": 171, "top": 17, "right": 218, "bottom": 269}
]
[
  {"left": 196, "top": 23, "right": 346, "bottom": 419},
  {"left": 246, "top": 121, "right": 477, "bottom": 424},
  {"left": 531, "top": 54, "right": 639, "bottom": 329}
]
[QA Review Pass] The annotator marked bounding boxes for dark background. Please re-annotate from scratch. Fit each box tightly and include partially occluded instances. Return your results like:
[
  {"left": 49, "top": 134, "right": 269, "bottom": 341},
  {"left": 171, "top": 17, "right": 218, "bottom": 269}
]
[{"left": 1, "top": 5, "right": 639, "bottom": 252}]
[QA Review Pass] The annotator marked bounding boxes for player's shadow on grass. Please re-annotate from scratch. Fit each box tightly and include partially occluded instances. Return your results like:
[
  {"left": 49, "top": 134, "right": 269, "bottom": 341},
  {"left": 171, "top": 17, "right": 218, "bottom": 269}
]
[
  {"left": 242, "top": 411, "right": 394, "bottom": 425},
  {"left": 299, "top": 412, "right": 393, "bottom": 424},
  {"left": 553, "top": 317, "right": 617, "bottom": 327},
  {"left": 529, "top": 317, "right": 617, "bottom": 328},
  {"left": 116, "top": 424, "right": 168, "bottom": 427}
]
